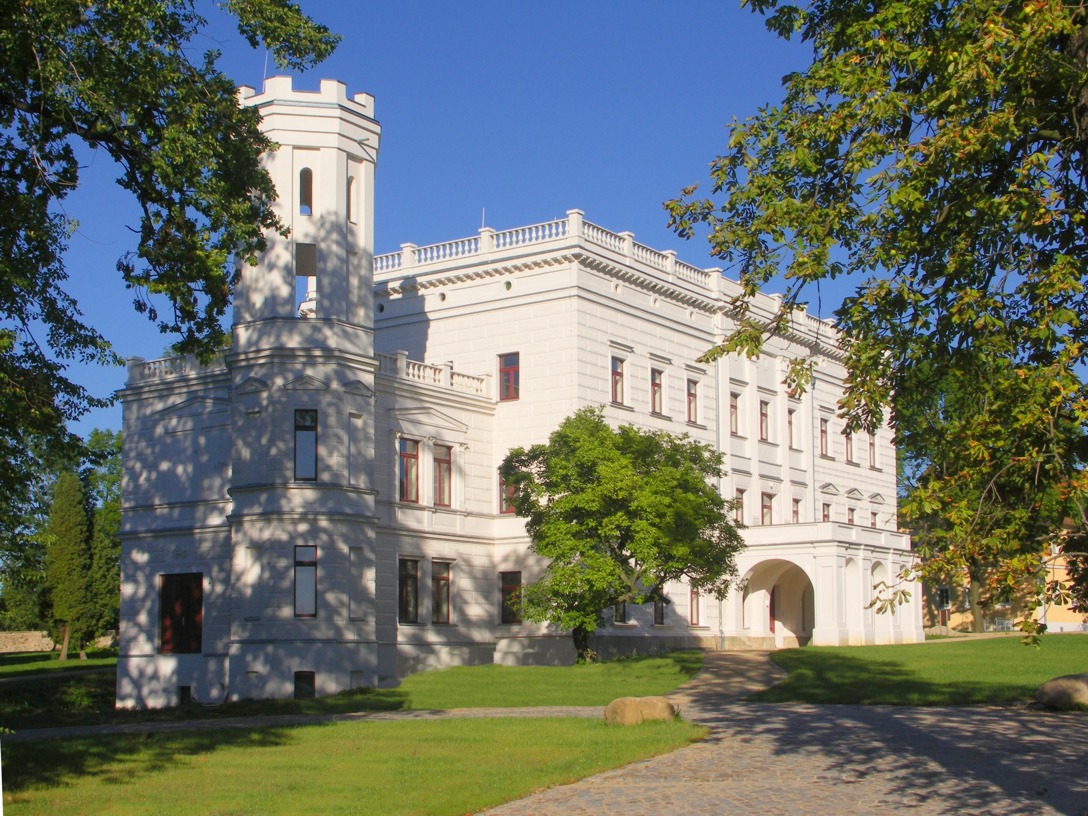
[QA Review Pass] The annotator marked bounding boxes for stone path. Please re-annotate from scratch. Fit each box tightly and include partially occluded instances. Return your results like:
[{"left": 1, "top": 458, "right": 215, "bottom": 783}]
[{"left": 481, "top": 651, "right": 1088, "bottom": 816}]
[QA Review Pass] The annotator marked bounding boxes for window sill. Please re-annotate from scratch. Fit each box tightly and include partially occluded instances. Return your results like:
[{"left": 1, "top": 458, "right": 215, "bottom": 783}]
[
  {"left": 819, "top": 454, "right": 835, "bottom": 461},
  {"left": 650, "top": 411, "right": 672, "bottom": 421},
  {"left": 846, "top": 460, "right": 860, "bottom": 467},
  {"left": 610, "top": 402, "right": 634, "bottom": 412},
  {"left": 686, "top": 421, "right": 707, "bottom": 430}
]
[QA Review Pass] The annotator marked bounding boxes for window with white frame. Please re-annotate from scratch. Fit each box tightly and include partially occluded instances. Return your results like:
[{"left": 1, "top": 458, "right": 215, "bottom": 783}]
[
  {"left": 434, "top": 445, "right": 452, "bottom": 508},
  {"left": 294, "top": 409, "right": 318, "bottom": 482},
  {"left": 686, "top": 379, "right": 699, "bottom": 423},
  {"left": 432, "top": 560, "right": 451, "bottom": 624},
  {"left": 759, "top": 400, "right": 770, "bottom": 441},
  {"left": 611, "top": 357, "right": 625, "bottom": 404},
  {"left": 398, "top": 438, "right": 419, "bottom": 503},
  {"left": 819, "top": 418, "right": 830, "bottom": 456},
  {"left": 729, "top": 393, "right": 740, "bottom": 435},
  {"left": 689, "top": 588, "right": 701, "bottom": 627},
  {"left": 398, "top": 558, "right": 419, "bottom": 623},
  {"left": 650, "top": 369, "right": 664, "bottom": 414},
  {"left": 792, "top": 498, "right": 801, "bottom": 524},
  {"left": 761, "top": 493, "right": 773, "bottom": 525}
]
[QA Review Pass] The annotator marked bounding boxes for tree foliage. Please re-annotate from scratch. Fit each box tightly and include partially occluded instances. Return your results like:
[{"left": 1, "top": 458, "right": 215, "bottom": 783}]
[
  {"left": 0, "top": 0, "right": 336, "bottom": 531},
  {"left": 666, "top": 0, "right": 1088, "bottom": 626},
  {"left": 500, "top": 408, "right": 744, "bottom": 661},
  {"left": 43, "top": 470, "right": 93, "bottom": 658}
]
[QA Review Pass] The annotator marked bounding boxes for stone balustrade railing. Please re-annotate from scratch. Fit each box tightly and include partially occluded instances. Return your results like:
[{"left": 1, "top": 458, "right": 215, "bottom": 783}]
[
  {"left": 126, "top": 354, "right": 226, "bottom": 384},
  {"left": 374, "top": 209, "right": 719, "bottom": 294},
  {"left": 377, "top": 352, "right": 489, "bottom": 397}
]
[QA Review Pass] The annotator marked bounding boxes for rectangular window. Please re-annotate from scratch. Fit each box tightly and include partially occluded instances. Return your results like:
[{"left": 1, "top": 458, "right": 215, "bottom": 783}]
[
  {"left": 160, "top": 573, "right": 202, "bottom": 654},
  {"left": 611, "top": 357, "right": 625, "bottom": 404},
  {"left": 294, "top": 546, "right": 317, "bottom": 618},
  {"left": 792, "top": 498, "right": 801, "bottom": 524},
  {"left": 654, "top": 597, "right": 666, "bottom": 626},
  {"left": 294, "top": 409, "right": 318, "bottom": 481},
  {"left": 787, "top": 409, "right": 796, "bottom": 449},
  {"left": 614, "top": 602, "right": 628, "bottom": 624},
  {"left": 759, "top": 400, "right": 770, "bottom": 441},
  {"left": 500, "top": 571, "right": 521, "bottom": 623},
  {"left": 845, "top": 432, "right": 855, "bottom": 463},
  {"left": 434, "top": 445, "right": 452, "bottom": 507},
  {"left": 761, "top": 492, "right": 773, "bottom": 525},
  {"left": 729, "top": 393, "right": 739, "bottom": 435},
  {"left": 499, "top": 477, "right": 516, "bottom": 514},
  {"left": 689, "top": 589, "right": 701, "bottom": 627},
  {"left": 869, "top": 433, "right": 877, "bottom": 468},
  {"left": 686, "top": 379, "right": 698, "bottom": 423},
  {"left": 294, "top": 670, "right": 316, "bottom": 700},
  {"left": 936, "top": 586, "right": 951, "bottom": 610},
  {"left": 399, "top": 438, "right": 419, "bottom": 503},
  {"left": 871, "top": 511, "right": 879, "bottom": 528},
  {"left": 847, "top": 508, "right": 856, "bottom": 525},
  {"left": 432, "top": 561, "right": 451, "bottom": 624},
  {"left": 650, "top": 369, "right": 664, "bottom": 414},
  {"left": 822, "top": 502, "right": 831, "bottom": 522},
  {"left": 734, "top": 488, "right": 745, "bottom": 524},
  {"left": 499, "top": 352, "right": 520, "bottom": 401},
  {"left": 398, "top": 558, "right": 418, "bottom": 623},
  {"left": 819, "top": 418, "right": 829, "bottom": 456}
]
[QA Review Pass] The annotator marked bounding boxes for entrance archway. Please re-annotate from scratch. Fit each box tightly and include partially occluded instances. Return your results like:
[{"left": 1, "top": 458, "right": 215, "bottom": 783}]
[{"left": 742, "top": 559, "right": 815, "bottom": 647}]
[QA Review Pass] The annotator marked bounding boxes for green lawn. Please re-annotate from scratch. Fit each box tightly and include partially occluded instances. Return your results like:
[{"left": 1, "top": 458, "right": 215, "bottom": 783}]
[
  {"left": 0, "top": 651, "right": 703, "bottom": 731},
  {"left": 2, "top": 717, "right": 706, "bottom": 816},
  {"left": 0, "top": 649, "right": 117, "bottom": 677},
  {"left": 754, "top": 633, "right": 1088, "bottom": 705}
]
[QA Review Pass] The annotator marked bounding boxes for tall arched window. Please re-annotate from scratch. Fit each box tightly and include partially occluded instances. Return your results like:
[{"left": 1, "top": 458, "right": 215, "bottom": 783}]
[
  {"left": 299, "top": 168, "right": 313, "bottom": 216},
  {"left": 346, "top": 176, "right": 356, "bottom": 223}
]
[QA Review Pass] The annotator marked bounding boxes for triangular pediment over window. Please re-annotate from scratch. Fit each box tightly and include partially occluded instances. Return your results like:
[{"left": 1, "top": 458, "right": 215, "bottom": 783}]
[
  {"left": 389, "top": 407, "right": 468, "bottom": 435},
  {"left": 869, "top": 493, "right": 886, "bottom": 505},
  {"left": 342, "top": 379, "right": 376, "bottom": 398},
  {"left": 235, "top": 376, "right": 269, "bottom": 395},
  {"left": 284, "top": 375, "right": 330, "bottom": 391},
  {"left": 818, "top": 483, "right": 839, "bottom": 496},
  {"left": 154, "top": 396, "right": 230, "bottom": 419},
  {"left": 846, "top": 488, "right": 865, "bottom": 500}
]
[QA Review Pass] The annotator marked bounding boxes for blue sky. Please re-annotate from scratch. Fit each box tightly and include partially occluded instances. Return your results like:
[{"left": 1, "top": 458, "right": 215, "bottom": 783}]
[{"left": 65, "top": 1, "right": 816, "bottom": 434}]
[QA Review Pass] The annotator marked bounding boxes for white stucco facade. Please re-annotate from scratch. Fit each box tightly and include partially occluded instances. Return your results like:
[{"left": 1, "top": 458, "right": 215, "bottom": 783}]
[{"left": 116, "top": 77, "right": 922, "bottom": 709}]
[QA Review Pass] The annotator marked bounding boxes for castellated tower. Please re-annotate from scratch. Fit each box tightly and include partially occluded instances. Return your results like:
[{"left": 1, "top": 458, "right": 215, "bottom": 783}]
[{"left": 226, "top": 78, "right": 385, "bottom": 699}]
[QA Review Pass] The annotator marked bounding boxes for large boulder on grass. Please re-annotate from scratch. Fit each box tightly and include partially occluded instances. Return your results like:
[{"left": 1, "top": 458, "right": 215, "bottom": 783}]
[
  {"left": 1035, "top": 673, "right": 1088, "bottom": 711},
  {"left": 604, "top": 696, "right": 679, "bottom": 725}
]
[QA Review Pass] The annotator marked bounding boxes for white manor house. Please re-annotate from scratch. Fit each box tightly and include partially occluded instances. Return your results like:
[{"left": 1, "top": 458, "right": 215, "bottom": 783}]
[{"left": 116, "top": 77, "right": 924, "bottom": 708}]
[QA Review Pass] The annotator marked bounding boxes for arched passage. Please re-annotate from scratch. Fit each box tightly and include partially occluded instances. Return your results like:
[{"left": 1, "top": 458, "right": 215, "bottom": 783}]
[{"left": 742, "top": 559, "right": 816, "bottom": 648}]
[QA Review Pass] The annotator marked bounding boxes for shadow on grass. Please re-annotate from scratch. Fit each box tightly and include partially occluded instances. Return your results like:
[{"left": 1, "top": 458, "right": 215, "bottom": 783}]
[
  {"left": 3, "top": 723, "right": 317, "bottom": 794},
  {"left": 751, "top": 650, "right": 1038, "bottom": 706},
  {"left": 1, "top": 672, "right": 410, "bottom": 732}
]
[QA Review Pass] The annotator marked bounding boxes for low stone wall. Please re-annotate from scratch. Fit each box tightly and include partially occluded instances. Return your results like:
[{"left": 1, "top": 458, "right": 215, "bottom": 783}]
[{"left": 0, "top": 631, "right": 54, "bottom": 653}]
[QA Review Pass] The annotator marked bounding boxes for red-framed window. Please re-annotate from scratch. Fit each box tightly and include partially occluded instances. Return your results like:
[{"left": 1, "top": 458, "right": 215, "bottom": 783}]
[
  {"left": 819, "top": 418, "right": 829, "bottom": 456},
  {"left": 499, "top": 352, "right": 520, "bottom": 401},
  {"left": 734, "top": 488, "right": 745, "bottom": 524},
  {"left": 761, "top": 492, "right": 773, "bottom": 525},
  {"left": 432, "top": 561, "right": 451, "bottom": 624},
  {"left": 611, "top": 357, "right": 624, "bottom": 404},
  {"left": 869, "top": 433, "right": 877, "bottom": 468},
  {"left": 434, "top": 445, "right": 452, "bottom": 507},
  {"left": 759, "top": 400, "right": 770, "bottom": 441},
  {"left": 792, "top": 498, "right": 801, "bottom": 524},
  {"left": 499, "top": 478, "right": 516, "bottom": 514},
  {"left": 845, "top": 432, "right": 855, "bottom": 463},
  {"left": 500, "top": 571, "right": 522, "bottom": 623},
  {"left": 399, "top": 558, "right": 419, "bottom": 623},
  {"left": 650, "top": 369, "right": 664, "bottom": 414},
  {"left": 686, "top": 379, "right": 698, "bottom": 423},
  {"left": 399, "top": 438, "right": 419, "bottom": 503},
  {"left": 822, "top": 502, "right": 831, "bottom": 522},
  {"left": 729, "top": 393, "right": 739, "bottom": 435},
  {"left": 848, "top": 507, "right": 856, "bottom": 525},
  {"left": 787, "top": 409, "right": 796, "bottom": 449},
  {"left": 653, "top": 597, "right": 666, "bottom": 625},
  {"left": 689, "top": 588, "right": 701, "bottom": 627},
  {"left": 160, "top": 573, "right": 203, "bottom": 654}
]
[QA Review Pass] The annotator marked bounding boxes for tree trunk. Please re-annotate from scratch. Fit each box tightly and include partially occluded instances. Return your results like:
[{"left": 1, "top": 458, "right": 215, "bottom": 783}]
[
  {"left": 571, "top": 625, "right": 596, "bottom": 663},
  {"left": 967, "top": 579, "right": 986, "bottom": 633},
  {"left": 59, "top": 623, "right": 70, "bottom": 661}
]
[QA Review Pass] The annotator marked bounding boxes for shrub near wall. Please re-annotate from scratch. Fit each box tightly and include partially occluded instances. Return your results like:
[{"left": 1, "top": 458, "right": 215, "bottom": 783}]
[{"left": 0, "top": 631, "right": 55, "bottom": 653}]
